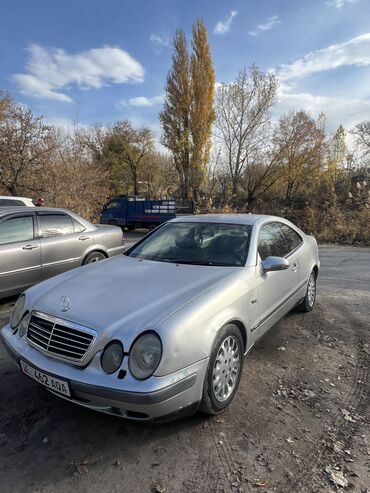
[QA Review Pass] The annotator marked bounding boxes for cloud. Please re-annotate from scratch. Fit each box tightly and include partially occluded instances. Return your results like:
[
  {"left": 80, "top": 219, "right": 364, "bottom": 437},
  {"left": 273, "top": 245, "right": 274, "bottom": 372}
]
[
  {"left": 248, "top": 15, "right": 281, "bottom": 36},
  {"left": 149, "top": 34, "right": 170, "bottom": 47},
  {"left": 14, "top": 44, "right": 145, "bottom": 102},
  {"left": 327, "top": 0, "right": 357, "bottom": 8},
  {"left": 214, "top": 11, "right": 238, "bottom": 35},
  {"left": 274, "top": 88, "right": 370, "bottom": 131},
  {"left": 277, "top": 33, "right": 370, "bottom": 81},
  {"left": 118, "top": 94, "right": 165, "bottom": 108}
]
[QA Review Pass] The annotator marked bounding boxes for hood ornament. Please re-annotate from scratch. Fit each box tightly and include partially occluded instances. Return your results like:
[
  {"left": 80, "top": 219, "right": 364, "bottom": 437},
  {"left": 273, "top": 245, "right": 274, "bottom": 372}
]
[{"left": 60, "top": 296, "right": 71, "bottom": 312}]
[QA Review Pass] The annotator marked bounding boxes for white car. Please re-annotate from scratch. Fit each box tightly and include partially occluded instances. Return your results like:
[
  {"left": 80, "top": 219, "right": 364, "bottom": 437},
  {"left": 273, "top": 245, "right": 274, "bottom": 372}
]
[{"left": 0, "top": 196, "right": 35, "bottom": 207}]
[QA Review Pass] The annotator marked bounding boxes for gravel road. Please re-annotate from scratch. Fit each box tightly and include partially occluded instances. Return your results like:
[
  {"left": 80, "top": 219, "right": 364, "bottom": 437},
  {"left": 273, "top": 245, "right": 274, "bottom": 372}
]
[{"left": 0, "top": 244, "right": 369, "bottom": 492}]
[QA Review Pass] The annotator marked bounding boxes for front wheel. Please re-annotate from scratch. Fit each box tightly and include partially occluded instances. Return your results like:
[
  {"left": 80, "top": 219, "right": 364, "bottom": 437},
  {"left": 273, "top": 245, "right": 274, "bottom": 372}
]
[
  {"left": 200, "top": 324, "right": 244, "bottom": 415},
  {"left": 298, "top": 270, "right": 317, "bottom": 312}
]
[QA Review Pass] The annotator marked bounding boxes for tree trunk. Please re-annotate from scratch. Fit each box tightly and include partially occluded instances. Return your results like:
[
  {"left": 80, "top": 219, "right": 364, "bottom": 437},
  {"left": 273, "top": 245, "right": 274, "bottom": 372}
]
[
  {"left": 133, "top": 168, "right": 139, "bottom": 195},
  {"left": 231, "top": 178, "right": 238, "bottom": 208}
]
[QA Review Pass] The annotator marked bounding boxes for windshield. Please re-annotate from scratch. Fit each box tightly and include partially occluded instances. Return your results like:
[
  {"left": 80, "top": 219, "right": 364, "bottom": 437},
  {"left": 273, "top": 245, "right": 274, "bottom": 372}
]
[{"left": 126, "top": 222, "right": 252, "bottom": 266}]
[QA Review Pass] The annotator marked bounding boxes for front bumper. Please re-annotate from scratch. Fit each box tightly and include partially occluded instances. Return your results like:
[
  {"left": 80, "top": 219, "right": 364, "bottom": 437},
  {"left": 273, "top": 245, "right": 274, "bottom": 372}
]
[{"left": 0, "top": 324, "right": 208, "bottom": 421}]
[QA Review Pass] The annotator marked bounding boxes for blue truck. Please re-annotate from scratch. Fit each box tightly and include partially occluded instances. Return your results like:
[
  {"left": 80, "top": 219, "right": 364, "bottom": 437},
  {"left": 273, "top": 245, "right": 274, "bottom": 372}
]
[{"left": 100, "top": 196, "right": 176, "bottom": 230}]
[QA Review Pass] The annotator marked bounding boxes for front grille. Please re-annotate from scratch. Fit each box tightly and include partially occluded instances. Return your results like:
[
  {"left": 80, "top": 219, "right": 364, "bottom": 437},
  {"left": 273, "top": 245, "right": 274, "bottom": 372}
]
[{"left": 27, "top": 313, "right": 96, "bottom": 362}]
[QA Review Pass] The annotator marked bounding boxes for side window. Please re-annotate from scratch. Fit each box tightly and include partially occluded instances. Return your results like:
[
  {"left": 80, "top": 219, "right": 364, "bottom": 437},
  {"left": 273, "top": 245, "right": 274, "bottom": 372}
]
[
  {"left": 258, "top": 223, "right": 290, "bottom": 260},
  {"left": 0, "top": 216, "right": 34, "bottom": 245},
  {"left": 279, "top": 224, "right": 303, "bottom": 254},
  {"left": 73, "top": 219, "right": 85, "bottom": 233},
  {"left": 106, "top": 201, "right": 122, "bottom": 209},
  {"left": 39, "top": 214, "right": 74, "bottom": 237}
]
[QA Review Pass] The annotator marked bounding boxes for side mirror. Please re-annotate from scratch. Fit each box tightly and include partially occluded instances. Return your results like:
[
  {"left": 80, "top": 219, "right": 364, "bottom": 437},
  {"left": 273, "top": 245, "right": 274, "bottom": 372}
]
[{"left": 261, "top": 256, "right": 289, "bottom": 273}]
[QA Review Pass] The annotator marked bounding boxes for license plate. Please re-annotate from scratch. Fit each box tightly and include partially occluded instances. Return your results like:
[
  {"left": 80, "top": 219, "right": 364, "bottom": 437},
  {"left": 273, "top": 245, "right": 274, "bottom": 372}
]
[{"left": 20, "top": 360, "right": 71, "bottom": 397}]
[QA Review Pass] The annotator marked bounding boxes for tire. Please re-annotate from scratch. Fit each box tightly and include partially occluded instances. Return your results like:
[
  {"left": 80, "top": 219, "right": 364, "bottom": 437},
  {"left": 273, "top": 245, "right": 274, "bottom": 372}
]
[
  {"left": 199, "top": 324, "right": 244, "bottom": 415},
  {"left": 108, "top": 220, "right": 118, "bottom": 226},
  {"left": 298, "top": 270, "right": 317, "bottom": 312},
  {"left": 83, "top": 251, "right": 106, "bottom": 265}
]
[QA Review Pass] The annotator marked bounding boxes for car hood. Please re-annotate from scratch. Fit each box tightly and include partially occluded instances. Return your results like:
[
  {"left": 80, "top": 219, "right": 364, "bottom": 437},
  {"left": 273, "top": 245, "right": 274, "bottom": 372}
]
[{"left": 28, "top": 255, "right": 237, "bottom": 346}]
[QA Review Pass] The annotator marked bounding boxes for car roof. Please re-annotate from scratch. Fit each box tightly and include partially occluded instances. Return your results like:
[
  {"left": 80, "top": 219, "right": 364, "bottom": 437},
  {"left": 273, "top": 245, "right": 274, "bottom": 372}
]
[
  {"left": 0, "top": 196, "right": 33, "bottom": 201},
  {"left": 170, "top": 213, "right": 284, "bottom": 226},
  {"left": 0, "top": 206, "right": 67, "bottom": 216},
  {"left": 0, "top": 206, "right": 92, "bottom": 226}
]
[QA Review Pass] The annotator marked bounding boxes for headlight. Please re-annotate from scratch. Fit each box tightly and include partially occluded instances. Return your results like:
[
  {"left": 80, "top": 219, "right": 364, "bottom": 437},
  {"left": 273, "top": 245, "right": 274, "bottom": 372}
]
[
  {"left": 10, "top": 295, "right": 26, "bottom": 330},
  {"left": 101, "top": 341, "right": 124, "bottom": 374},
  {"left": 18, "top": 312, "right": 31, "bottom": 337},
  {"left": 129, "top": 333, "right": 162, "bottom": 380}
]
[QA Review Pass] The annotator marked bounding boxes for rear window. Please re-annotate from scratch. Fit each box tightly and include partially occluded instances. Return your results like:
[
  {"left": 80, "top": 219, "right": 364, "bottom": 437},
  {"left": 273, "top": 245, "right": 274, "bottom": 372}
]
[
  {"left": 39, "top": 214, "right": 75, "bottom": 237},
  {"left": 0, "top": 199, "right": 26, "bottom": 206}
]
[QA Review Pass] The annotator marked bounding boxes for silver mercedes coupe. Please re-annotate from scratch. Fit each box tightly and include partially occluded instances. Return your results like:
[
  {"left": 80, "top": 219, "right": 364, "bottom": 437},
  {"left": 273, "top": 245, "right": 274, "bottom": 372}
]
[{"left": 1, "top": 214, "right": 319, "bottom": 422}]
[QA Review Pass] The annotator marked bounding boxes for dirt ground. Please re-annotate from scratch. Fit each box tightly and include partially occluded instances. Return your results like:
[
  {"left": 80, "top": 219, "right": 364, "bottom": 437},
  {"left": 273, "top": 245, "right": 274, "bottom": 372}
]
[{"left": 0, "top": 245, "right": 369, "bottom": 493}]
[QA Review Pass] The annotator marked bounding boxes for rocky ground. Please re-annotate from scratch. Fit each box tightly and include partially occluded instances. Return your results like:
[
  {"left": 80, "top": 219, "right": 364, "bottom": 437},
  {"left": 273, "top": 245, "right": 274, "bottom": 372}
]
[{"left": 0, "top": 245, "right": 369, "bottom": 493}]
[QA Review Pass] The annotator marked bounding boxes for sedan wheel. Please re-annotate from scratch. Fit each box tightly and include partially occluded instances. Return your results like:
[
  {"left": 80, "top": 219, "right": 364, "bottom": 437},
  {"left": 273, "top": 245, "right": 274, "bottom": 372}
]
[
  {"left": 200, "top": 324, "right": 244, "bottom": 415},
  {"left": 83, "top": 252, "right": 106, "bottom": 265}
]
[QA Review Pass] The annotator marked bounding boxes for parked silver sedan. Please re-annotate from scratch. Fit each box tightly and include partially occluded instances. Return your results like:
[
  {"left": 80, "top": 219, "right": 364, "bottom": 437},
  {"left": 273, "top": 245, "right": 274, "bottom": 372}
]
[
  {"left": 1, "top": 214, "right": 319, "bottom": 421},
  {"left": 0, "top": 207, "right": 125, "bottom": 299}
]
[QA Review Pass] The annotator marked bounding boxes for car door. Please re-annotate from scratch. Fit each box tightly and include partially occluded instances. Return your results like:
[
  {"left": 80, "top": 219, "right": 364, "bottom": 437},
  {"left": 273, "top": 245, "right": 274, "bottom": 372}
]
[
  {"left": 254, "top": 222, "right": 299, "bottom": 338},
  {"left": 0, "top": 213, "right": 41, "bottom": 297},
  {"left": 37, "top": 212, "right": 94, "bottom": 280}
]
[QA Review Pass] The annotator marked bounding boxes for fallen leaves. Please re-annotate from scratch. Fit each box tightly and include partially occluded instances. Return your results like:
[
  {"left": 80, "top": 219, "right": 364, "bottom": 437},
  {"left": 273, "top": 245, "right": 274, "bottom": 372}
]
[
  {"left": 341, "top": 409, "right": 356, "bottom": 422},
  {"left": 152, "top": 482, "right": 165, "bottom": 493},
  {"left": 325, "top": 466, "right": 348, "bottom": 488},
  {"left": 254, "top": 479, "right": 267, "bottom": 487}
]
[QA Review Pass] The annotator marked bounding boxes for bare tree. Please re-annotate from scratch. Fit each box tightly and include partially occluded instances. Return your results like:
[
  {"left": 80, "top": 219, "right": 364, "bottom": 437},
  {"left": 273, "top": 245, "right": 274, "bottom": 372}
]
[
  {"left": 140, "top": 152, "right": 178, "bottom": 198},
  {"left": 352, "top": 120, "right": 370, "bottom": 158},
  {"left": 0, "top": 100, "right": 56, "bottom": 195},
  {"left": 214, "top": 65, "right": 278, "bottom": 206}
]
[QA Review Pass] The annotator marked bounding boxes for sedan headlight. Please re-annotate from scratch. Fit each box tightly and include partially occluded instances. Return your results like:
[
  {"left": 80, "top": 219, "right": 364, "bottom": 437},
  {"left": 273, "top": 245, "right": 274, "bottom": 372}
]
[
  {"left": 101, "top": 341, "right": 124, "bottom": 374},
  {"left": 10, "top": 295, "right": 26, "bottom": 330},
  {"left": 129, "top": 333, "right": 162, "bottom": 380}
]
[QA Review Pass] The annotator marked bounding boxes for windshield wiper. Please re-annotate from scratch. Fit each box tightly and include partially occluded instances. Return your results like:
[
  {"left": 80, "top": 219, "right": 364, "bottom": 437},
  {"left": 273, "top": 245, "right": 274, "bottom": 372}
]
[{"left": 166, "top": 258, "right": 214, "bottom": 266}]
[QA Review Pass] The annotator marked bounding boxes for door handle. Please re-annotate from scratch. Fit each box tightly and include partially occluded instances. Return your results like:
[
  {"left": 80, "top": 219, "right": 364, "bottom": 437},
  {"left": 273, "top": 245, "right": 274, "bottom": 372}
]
[
  {"left": 23, "top": 244, "right": 38, "bottom": 250},
  {"left": 79, "top": 235, "right": 90, "bottom": 241},
  {"left": 292, "top": 262, "right": 299, "bottom": 272}
]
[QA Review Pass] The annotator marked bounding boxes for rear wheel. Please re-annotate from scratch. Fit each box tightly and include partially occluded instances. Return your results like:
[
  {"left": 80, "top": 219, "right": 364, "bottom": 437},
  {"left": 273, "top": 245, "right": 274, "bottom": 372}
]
[
  {"left": 83, "top": 251, "right": 106, "bottom": 265},
  {"left": 108, "top": 220, "right": 118, "bottom": 226},
  {"left": 298, "top": 270, "right": 317, "bottom": 312},
  {"left": 200, "top": 324, "right": 244, "bottom": 415}
]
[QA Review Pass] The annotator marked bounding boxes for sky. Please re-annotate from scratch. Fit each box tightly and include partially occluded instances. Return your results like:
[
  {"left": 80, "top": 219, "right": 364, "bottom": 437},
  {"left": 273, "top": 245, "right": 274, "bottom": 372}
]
[{"left": 1, "top": 0, "right": 370, "bottom": 142}]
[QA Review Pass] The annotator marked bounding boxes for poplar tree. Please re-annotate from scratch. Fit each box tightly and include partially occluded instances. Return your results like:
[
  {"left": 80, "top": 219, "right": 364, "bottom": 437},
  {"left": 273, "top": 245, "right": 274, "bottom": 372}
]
[
  {"left": 160, "top": 30, "right": 191, "bottom": 200},
  {"left": 160, "top": 19, "right": 215, "bottom": 201},
  {"left": 190, "top": 19, "right": 215, "bottom": 201}
]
